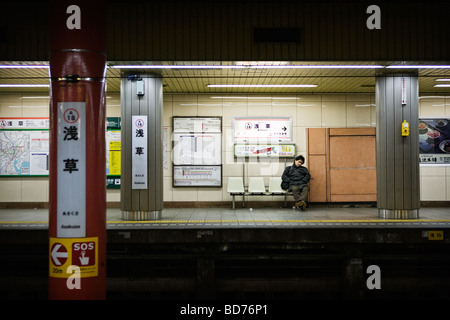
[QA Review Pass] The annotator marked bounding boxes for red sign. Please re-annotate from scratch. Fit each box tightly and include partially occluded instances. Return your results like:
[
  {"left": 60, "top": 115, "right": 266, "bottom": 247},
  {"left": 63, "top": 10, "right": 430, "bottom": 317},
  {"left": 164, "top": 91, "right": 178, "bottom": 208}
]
[{"left": 72, "top": 241, "right": 96, "bottom": 267}]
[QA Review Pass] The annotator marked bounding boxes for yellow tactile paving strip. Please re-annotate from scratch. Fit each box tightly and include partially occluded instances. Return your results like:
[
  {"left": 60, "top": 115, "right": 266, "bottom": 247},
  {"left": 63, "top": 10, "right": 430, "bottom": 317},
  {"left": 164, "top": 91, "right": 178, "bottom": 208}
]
[{"left": 2, "top": 219, "right": 450, "bottom": 225}]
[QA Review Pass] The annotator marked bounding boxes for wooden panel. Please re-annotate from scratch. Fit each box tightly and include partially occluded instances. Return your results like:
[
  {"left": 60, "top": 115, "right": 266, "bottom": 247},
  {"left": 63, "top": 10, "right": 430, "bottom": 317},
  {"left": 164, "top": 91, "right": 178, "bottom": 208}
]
[
  {"left": 329, "top": 127, "right": 376, "bottom": 136},
  {"left": 307, "top": 128, "right": 327, "bottom": 155},
  {"left": 331, "top": 194, "right": 377, "bottom": 202},
  {"left": 307, "top": 127, "right": 377, "bottom": 203},
  {"left": 330, "top": 136, "right": 375, "bottom": 168},
  {"left": 330, "top": 169, "right": 377, "bottom": 196},
  {"left": 308, "top": 155, "right": 327, "bottom": 202}
]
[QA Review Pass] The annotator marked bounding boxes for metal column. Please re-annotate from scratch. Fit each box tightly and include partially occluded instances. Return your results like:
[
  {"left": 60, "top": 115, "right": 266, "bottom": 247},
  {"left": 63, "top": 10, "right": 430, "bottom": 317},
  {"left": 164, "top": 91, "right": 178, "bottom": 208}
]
[
  {"left": 120, "top": 74, "right": 163, "bottom": 220},
  {"left": 376, "top": 72, "right": 420, "bottom": 219}
]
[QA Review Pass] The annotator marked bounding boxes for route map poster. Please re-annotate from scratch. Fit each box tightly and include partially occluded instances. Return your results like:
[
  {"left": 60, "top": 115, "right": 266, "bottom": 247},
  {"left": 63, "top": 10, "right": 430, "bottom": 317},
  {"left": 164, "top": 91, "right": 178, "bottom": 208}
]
[
  {"left": 0, "top": 117, "right": 49, "bottom": 176},
  {"left": 0, "top": 117, "right": 124, "bottom": 183}
]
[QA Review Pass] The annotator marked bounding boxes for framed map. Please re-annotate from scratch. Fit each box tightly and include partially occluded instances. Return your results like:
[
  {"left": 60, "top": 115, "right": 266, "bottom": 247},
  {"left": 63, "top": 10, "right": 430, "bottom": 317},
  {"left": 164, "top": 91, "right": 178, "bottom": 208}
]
[{"left": 0, "top": 117, "right": 49, "bottom": 176}]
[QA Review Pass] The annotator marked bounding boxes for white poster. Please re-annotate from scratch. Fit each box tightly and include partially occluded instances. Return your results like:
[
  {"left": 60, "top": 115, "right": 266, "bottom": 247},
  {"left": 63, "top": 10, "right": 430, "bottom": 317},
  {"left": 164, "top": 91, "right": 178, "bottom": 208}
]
[
  {"left": 132, "top": 115, "right": 148, "bottom": 189},
  {"left": 57, "top": 102, "right": 86, "bottom": 238}
]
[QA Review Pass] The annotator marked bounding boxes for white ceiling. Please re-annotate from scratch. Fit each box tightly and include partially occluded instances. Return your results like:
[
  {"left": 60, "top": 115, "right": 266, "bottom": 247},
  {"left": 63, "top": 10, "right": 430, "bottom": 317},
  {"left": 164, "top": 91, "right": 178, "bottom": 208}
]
[{"left": 0, "top": 61, "right": 449, "bottom": 95}]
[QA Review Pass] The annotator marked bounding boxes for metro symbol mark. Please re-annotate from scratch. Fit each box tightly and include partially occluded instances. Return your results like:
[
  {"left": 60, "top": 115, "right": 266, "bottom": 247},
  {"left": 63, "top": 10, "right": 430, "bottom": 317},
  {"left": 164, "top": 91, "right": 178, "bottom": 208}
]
[
  {"left": 63, "top": 108, "right": 79, "bottom": 123},
  {"left": 51, "top": 243, "right": 68, "bottom": 266}
]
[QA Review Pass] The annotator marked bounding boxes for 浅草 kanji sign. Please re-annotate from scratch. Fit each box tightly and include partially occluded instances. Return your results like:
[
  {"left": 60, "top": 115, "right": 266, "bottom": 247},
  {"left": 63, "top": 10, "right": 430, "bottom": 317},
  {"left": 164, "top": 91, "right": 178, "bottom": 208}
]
[{"left": 57, "top": 102, "right": 86, "bottom": 238}]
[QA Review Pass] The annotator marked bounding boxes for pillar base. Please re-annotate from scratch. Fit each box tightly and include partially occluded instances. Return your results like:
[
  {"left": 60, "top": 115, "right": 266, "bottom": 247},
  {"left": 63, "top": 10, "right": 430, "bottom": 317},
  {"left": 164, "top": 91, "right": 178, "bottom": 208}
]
[
  {"left": 122, "top": 210, "right": 162, "bottom": 221},
  {"left": 378, "top": 209, "right": 419, "bottom": 219}
]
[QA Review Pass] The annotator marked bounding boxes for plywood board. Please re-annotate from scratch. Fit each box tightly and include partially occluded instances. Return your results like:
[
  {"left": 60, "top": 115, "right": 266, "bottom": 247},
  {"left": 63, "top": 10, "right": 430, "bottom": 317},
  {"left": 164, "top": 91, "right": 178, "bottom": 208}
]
[
  {"left": 308, "top": 155, "right": 327, "bottom": 202},
  {"left": 330, "top": 136, "right": 376, "bottom": 168}
]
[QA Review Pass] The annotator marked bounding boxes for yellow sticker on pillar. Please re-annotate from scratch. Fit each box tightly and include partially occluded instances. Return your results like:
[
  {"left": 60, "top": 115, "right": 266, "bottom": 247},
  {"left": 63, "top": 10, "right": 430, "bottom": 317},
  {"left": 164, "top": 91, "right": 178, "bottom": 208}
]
[
  {"left": 49, "top": 237, "right": 98, "bottom": 278},
  {"left": 401, "top": 120, "right": 409, "bottom": 136}
]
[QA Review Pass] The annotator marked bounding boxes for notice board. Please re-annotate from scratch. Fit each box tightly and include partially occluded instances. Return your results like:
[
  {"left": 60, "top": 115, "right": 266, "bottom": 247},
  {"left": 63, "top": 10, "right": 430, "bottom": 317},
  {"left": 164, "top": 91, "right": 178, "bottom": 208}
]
[{"left": 172, "top": 117, "right": 222, "bottom": 187}]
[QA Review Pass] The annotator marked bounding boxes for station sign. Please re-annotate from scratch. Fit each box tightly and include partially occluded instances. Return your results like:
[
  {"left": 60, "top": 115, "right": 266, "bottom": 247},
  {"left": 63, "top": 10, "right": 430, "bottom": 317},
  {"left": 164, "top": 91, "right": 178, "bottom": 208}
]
[
  {"left": 131, "top": 115, "right": 148, "bottom": 189},
  {"left": 57, "top": 102, "right": 86, "bottom": 237},
  {"left": 233, "top": 117, "right": 293, "bottom": 142}
]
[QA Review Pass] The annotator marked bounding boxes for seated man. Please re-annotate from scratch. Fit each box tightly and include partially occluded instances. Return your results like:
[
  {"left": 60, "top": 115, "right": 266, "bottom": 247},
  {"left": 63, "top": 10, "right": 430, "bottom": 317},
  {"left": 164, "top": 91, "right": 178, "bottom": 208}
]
[{"left": 281, "top": 155, "right": 311, "bottom": 211}]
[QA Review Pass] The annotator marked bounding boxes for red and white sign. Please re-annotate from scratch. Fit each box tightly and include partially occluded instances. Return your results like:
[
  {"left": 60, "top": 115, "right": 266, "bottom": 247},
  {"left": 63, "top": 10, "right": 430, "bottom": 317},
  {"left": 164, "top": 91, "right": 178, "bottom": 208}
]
[
  {"left": 72, "top": 241, "right": 96, "bottom": 267},
  {"left": 402, "top": 77, "right": 407, "bottom": 105},
  {"left": 63, "top": 108, "right": 80, "bottom": 123},
  {"left": 50, "top": 242, "right": 68, "bottom": 266},
  {"left": 233, "top": 117, "right": 293, "bottom": 142}
]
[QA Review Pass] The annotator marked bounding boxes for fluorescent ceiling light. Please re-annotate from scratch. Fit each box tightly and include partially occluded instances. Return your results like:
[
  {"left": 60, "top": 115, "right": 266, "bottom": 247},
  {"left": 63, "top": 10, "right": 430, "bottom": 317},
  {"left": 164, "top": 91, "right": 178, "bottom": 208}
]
[
  {"left": 434, "top": 84, "right": 450, "bottom": 87},
  {"left": 436, "top": 79, "right": 450, "bottom": 81},
  {"left": 387, "top": 65, "right": 450, "bottom": 69},
  {"left": 111, "top": 65, "right": 245, "bottom": 69},
  {"left": 21, "top": 96, "right": 50, "bottom": 99},
  {"left": 0, "top": 84, "right": 50, "bottom": 88},
  {"left": 249, "top": 65, "right": 384, "bottom": 69},
  {"left": 111, "top": 64, "right": 383, "bottom": 69},
  {"left": 207, "top": 84, "right": 317, "bottom": 88},
  {"left": 235, "top": 61, "right": 291, "bottom": 66},
  {"left": 0, "top": 65, "right": 49, "bottom": 69}
]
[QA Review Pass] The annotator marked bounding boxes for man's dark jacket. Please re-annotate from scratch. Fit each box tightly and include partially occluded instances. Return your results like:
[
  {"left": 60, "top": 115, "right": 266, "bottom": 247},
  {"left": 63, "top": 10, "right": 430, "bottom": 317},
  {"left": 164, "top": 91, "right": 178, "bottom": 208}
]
[{"left": 281, "top": 165, "right": 311, "bottom": 191}]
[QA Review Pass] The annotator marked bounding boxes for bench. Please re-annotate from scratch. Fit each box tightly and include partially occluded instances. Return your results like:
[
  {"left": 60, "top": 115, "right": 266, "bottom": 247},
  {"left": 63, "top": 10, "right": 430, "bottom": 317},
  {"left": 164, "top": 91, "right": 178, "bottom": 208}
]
[{"left": 227, "top": 177, "right": 292, "bottom": 209}]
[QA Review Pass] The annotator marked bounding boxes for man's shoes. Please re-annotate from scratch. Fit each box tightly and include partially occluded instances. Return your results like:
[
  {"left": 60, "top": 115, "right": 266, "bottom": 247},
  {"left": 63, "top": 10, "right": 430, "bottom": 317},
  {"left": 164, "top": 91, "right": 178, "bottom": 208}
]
[{"left": 295, "top": 200, "right": 307, "bottom": 211}]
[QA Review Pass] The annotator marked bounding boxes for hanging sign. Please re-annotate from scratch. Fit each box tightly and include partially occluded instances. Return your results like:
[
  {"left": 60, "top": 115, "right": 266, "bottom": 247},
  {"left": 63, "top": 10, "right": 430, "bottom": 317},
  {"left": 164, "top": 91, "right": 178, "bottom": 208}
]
[
  {"left": 132, "top": 115, "right": 148, "bottom": 189},
  {"left": 57, "top": 102, "right": 86, "bottom": 238},
  {"left": 233, "top": 117, "right": 293, "bottom": 142},
  {"left": 234, "top": 144, "right": 296, "bottom": 158},
  {"left": 401, "top": 77, "right": 407, "bottom": 105},
  {"left": 0, "top": 117, "right": 49, "bottom": 129}
]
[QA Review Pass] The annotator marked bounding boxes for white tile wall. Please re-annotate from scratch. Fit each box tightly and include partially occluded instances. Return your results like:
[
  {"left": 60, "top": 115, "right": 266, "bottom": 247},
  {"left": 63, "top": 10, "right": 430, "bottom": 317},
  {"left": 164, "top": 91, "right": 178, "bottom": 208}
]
[{"left": 1, "top": 93, "right": 449, "bottom": 203}]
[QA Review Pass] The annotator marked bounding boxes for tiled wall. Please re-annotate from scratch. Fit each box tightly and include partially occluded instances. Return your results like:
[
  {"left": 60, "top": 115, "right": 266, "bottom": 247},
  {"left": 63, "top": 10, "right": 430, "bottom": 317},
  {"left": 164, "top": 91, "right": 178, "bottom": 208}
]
[
  {"left": 164, "top": 94, "right": 377, "bottom": 203},
  {"left": 1, "top": 93, "right": 449, "bottom": 203}
]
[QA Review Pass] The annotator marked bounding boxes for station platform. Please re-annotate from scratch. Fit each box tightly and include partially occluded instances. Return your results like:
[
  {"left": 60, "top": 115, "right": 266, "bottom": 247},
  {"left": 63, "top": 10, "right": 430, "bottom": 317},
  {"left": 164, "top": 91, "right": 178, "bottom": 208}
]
[
  {"left": 0, "top": 205, "right": 449, "bottom": 229},
  {"left": 1, "top": 205, "right": 450, "bottom": 300}
]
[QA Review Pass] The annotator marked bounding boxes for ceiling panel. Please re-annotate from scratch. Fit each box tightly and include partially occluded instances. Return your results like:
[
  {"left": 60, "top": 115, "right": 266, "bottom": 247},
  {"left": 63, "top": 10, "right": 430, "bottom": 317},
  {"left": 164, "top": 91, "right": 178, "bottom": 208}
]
[{"left": 0, "top": 61, "right": 449, "bottom": 95}]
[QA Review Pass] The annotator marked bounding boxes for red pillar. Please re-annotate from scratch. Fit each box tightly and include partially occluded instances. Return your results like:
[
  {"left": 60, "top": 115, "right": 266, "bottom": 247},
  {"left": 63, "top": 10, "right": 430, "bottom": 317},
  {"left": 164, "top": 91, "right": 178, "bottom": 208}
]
[{"left": 48, "top": 0, "right": 107, "bottom": 300}]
